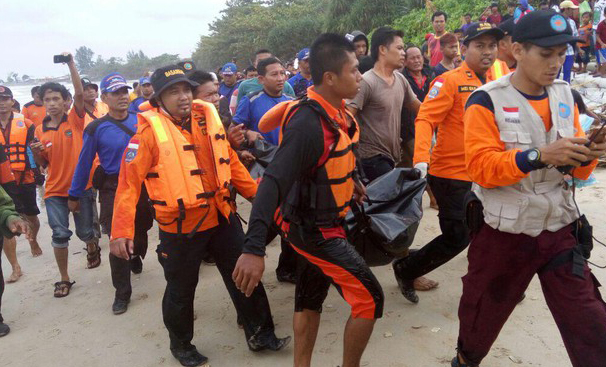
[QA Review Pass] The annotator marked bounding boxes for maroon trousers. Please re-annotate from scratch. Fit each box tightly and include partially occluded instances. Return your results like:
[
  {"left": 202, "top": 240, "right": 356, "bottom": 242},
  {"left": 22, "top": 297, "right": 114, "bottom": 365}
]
[{"left": 457, "top": 223, "right": 606, "bottom": 367}]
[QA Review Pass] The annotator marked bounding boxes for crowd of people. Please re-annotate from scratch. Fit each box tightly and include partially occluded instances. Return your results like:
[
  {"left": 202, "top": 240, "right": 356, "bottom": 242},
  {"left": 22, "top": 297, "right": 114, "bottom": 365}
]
[{"left": 2, "top": 2, "right": 606, "bottom": 367}]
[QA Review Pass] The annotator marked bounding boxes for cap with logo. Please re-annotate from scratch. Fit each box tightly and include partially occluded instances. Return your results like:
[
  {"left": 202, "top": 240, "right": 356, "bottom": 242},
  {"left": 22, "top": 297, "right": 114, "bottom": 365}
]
[
  {"left": 512, "top": 10, "right": 581, "bottom": 47},
  {"left": 463, "top": 22, "right": 505, "bottom": 45},
  {"left": 178, "top": 61, "right": 196, "bottom": 72},
  {"left": 559, "top": 0, "right": 579, "bottom": 9},
  {"left": 297, "top": 48, "right": 310, "bottom": 61},
  {"left": 221, "top": 63, "right": 238, "bottom": 76},
  {"left": 139, "top": 76, "right": 152, "bottom": 86},
  {"left": 81, "top": 77, "right": 99, "bottom": 91},
  {"left": 100, "top": 73, "right": 132, "bottom": 94},
  {"left": 0, "top": 86, "right": 13, "bottom": 98},
  {"left": 149, "top": 65, "right": 199, "bottom": 105},
  {"left": 498, "top": 18, "right": 515, "bottom": 36}
]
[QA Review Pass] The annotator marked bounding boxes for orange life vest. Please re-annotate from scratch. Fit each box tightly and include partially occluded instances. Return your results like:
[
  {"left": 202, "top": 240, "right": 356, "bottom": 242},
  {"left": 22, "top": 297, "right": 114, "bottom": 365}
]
[
  {"left": 138, "top": 100, "right": 234, "bottom": 232},
  {"left": 0, "top": 114, "right": 29, "bottom": 172},
  {"left": 487, "top": 59, "right": 511, "bottom": 80},
  {"left": 274, "top": 98, "right": 360, "bottom": 226}
]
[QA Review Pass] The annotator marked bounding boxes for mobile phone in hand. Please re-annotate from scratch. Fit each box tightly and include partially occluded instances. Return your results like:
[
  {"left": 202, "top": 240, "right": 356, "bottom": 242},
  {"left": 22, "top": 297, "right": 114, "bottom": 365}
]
[{"left": 53, "top": 54, "right": 72, "bottom": 64}]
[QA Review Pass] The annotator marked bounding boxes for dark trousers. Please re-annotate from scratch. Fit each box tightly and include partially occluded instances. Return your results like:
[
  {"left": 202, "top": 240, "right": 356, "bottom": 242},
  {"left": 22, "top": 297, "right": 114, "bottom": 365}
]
[
  {"left": 395, "top": 175, "right": 472, "bottom": 280},
  {"left": 458, "top": 224, "right": 606, "bottom": 367},
  {"left": 361, "top": 154, "right": 395, "bottom": 183},
  {"left": 0, "top": 238, "right": 4, "bottom": 323},
  {"left": 157, "top": 214, "right": 276, "bottom": 348},
  {"left": 99, "top": 181, "right": 153, "bottom": 301}
]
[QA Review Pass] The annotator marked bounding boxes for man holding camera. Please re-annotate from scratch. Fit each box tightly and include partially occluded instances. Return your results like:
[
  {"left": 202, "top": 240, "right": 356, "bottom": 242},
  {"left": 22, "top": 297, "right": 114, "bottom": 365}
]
[{"left": 453, "top": 11, "right": 606, "bottom": 367}]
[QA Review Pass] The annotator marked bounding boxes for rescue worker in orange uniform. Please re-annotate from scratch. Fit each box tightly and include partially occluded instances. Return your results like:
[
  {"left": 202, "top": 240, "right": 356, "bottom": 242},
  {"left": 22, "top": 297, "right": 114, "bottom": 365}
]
[
  {"left": 0, "top": 86, "right": 43, "bottom": 284},
  {"left": 110, "top": 65, "right": 290, "bottom": 367},
  {"left": 392, "top": 23, "right": 505, "bottom": 304},
  {"left": 233, "top": 33, "right": 384, "bottom": 367},
  {"left": 453, "top": 11, "right": 606, "bottom": 367},
  {"left": 0, "top": 142, "right": 32, "bottom": 338},
  {"left": 21, "top": 86, "right": 46, "bottom": 127}
]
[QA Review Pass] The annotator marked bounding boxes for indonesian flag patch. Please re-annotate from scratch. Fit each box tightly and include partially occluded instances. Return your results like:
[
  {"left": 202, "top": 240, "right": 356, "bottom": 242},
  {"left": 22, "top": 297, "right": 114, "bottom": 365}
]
[{"left": 503, "top": 107, "right": 520, "bottom": 124}]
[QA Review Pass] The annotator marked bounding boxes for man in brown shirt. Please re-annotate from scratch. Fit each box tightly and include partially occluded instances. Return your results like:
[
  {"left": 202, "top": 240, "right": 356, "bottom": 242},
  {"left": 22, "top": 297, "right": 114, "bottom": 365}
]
[
  {"left": 348, "top": 27, "right": 438, "bottom": 297},
  {"left": 348, "top": 26, "right": 421, "bottom": 181}
]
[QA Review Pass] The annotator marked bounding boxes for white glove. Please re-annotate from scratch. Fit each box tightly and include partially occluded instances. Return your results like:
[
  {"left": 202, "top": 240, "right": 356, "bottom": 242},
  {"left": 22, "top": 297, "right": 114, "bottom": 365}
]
[{"left": 414, "top": 162, "right": 428, "bottom": 179}]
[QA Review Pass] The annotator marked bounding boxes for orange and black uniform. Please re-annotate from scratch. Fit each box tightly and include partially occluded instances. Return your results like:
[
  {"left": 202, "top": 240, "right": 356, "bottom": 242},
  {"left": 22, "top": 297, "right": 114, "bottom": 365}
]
[
  {"left": 0, "top": 114, "right": 39, "bottom": 216},
  {"left": 21, "top": 102, "right": 46, "bottom": 127},
  {"left": 394, "top": 62, "right": 495, "bottom": 285},
  {"left": 111, "top": 101, "right": 281, "bottom": 350},
  {"left": 244, "top": 87, "right": 384, "bottom": 319},
  {"left": 458, "top": 87, "right": 606, "bottom": 367}
]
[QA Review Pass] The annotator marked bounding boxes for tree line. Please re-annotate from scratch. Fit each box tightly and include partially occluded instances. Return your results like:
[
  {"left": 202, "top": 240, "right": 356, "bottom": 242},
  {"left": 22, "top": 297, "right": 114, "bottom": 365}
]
[
  {"left": 73, "top": 46, "right": 182, "bottom": 80},
  {"left": 192, "top": 0, "right": 504, "bottom": 72}
]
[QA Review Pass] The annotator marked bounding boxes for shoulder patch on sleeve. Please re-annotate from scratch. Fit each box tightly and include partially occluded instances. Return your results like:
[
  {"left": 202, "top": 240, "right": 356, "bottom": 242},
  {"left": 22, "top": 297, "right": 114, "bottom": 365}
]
[{"left": 427, "top": 78, "right": 445, "bottom": 99}]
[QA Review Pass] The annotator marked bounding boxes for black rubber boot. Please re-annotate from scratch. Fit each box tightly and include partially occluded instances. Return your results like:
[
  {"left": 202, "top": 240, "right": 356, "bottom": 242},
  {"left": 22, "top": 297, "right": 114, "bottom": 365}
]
[
  {"left": 112, "top": 298, "right": 130, "bottom": 315},
  {"left": 171, "top": 344, "right": 208, "bottom": 367},
  {"left": 247, "top": 335, "right": 292, "bottom": 352},
  {"left": 392, "top": 259, "right": 419, "bottom": 304},
  {"left": 0, "top": 322, "right": 10, "bottom": 337}
]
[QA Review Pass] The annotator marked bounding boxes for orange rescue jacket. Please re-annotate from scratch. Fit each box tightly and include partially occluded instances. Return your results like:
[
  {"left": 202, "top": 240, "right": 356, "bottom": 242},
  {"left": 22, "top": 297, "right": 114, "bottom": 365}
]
[
  {"left": 267, "top": 98, "right": 360, "bottom": 226},
  {"left": 0, "top": 114, "right": 30, "bottom": 172},
  {"left": 138, "top": 100, "right": 235, "bottom": 231}
]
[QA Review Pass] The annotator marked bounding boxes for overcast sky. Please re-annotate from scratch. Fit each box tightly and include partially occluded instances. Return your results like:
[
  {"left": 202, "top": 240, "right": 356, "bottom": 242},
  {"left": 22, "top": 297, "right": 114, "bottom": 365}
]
[{"left": 1, "top": 0, "right": 227, "bottom": 79}]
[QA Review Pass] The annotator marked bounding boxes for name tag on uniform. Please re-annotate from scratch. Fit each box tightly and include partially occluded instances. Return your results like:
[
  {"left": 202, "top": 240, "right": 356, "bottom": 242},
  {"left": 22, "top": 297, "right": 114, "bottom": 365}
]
[
  {"left": 503, "top": 107, "right": 521, "bottom": 124},
  {"left": 458, "top": 85, "right": 477, "bottom": 93}
]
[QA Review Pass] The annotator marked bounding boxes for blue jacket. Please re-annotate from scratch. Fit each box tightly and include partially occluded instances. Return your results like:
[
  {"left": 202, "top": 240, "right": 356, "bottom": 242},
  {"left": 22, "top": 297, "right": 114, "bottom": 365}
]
[{"left": 68, "top": 113, "right": 137, "bottom": 198}]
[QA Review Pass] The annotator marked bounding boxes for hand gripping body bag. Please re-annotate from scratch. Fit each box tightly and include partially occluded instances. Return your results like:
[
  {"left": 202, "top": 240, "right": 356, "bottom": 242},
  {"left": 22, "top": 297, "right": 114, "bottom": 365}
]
[{"left": 345, "top": 168, "right": 426, "bottom": 267}]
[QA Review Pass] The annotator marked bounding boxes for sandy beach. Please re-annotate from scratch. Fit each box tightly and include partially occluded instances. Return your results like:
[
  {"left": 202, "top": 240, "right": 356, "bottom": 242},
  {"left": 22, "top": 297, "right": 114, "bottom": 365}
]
[{"left": 1, "top": 169, "right": 605, "bottom": 367}]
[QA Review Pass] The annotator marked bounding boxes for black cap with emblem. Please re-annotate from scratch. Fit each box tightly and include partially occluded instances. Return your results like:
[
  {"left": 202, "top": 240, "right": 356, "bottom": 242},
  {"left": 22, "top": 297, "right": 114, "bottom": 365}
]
[
  {"left": 498, "top": 18, "right": 515, "bottom": 37},
  {"left": 463, "top": 22, "right": 505, "bottom": 45},
  {"left": 0, "top": 86, "right": 13, "bottom": 98},
  {"left": 513, "top": 10, "right": 581, "bottom": 47},
  {"left": 149, "top": 65, "right": 199, "bottom": 107}
]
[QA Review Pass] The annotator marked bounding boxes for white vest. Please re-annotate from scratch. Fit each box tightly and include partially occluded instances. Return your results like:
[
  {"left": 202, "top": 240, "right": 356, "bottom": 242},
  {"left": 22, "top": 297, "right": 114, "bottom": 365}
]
[{"left": 472, "top": 74, "right": 579, "bottom": 237}]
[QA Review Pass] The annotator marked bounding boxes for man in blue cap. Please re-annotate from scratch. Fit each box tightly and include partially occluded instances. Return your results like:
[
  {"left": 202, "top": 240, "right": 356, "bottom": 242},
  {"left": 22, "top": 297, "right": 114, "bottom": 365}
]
[
  {"left": 452, "top": 10, "right": 606, "bottom": 367},
  {"left": 287, "top": 48, "right": 313, "bottom": 97},
  {"left": 128, "top": 76, "right": 154, "bottom": 113},
  {"left": 68, "top": 72, "right": 153, "bottom": 315},
  {"left": 218, "top": 62, "right": 241, "bottom": 104}
]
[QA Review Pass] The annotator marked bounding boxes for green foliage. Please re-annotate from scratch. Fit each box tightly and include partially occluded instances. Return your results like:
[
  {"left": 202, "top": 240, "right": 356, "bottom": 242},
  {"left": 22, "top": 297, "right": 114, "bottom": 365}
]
[
  {"left": 192, "top": 0, "right": 415, "bottom": 71},
  {"left": 74, "top": 46, "right": 95, "bottom": 72},
  {"left": 393, "top": 0, "right": 498, "bottom": 46},
  {"left": 81, "top": 50, "right": 181, "bottom": 80},
  {"left": 193, "top": 0, "right": 326, "bottom": 71},
  {"left": 325, "top": 0, "right": 410, "bottom": 34}
]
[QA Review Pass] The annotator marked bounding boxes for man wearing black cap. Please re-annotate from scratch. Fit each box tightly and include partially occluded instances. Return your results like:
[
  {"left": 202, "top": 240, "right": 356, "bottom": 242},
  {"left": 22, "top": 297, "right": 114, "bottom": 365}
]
[
  {"left": 496, "top": 17, "right": 517, "bottom": 70},
  {"left": 0, "top": 85, "right": 43, "bottom": 284},
  {"left": 81, "top": 78, "right": 109, "bottom": 126},
  {"left": 393, "top": 22, "right": 504, "bottom": 304},
  {"left": 454, "top": 10, "right": 606, "bottom": 367},
  {"left": 110, "top": 65, "right": 290, "bottom": 366}
]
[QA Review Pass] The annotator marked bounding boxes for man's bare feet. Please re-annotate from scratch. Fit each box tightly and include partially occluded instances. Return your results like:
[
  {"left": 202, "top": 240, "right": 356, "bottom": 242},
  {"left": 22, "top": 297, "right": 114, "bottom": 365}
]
[
  {"left": 413, "top": 276, "right": 439, "bottom": 291},
  {"left": 30, "top": 242, "right": 43, "bottom": 257},
  {"left": 7, "top": 267, "right": 23, "bottom": 283}
]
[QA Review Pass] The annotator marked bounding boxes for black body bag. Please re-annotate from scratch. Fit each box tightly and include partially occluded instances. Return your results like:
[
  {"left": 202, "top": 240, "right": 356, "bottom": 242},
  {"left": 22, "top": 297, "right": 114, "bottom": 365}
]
[
  {"left": 248, "top": 138, "right": 278, "bottom": 180},
  {"left": 345, "top": 168, "right": 426, "bottom": 267}
]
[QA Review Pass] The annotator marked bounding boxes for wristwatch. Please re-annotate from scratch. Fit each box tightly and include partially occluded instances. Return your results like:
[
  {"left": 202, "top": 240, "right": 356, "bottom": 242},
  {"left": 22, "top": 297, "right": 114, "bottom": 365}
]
[{"left": 527, "top": 148, "right": 547, "bottom": 169}]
